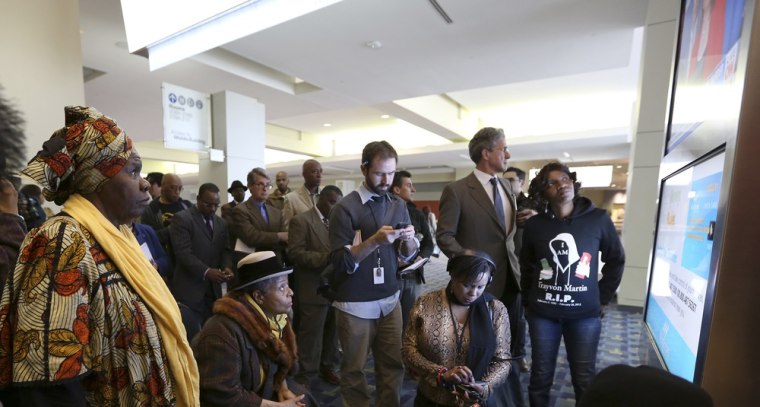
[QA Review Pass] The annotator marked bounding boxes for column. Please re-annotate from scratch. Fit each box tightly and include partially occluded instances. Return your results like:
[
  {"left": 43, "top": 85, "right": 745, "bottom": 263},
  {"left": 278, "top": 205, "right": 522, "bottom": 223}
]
[
  {"left": 200, "top": 91, "right": 266, "bottom": 202},
  {"left": 618, "top": 0, "right": 680, "bottom": 307},
  {"left": 0, "top": 0, "right": 85, "bottom": 160}
]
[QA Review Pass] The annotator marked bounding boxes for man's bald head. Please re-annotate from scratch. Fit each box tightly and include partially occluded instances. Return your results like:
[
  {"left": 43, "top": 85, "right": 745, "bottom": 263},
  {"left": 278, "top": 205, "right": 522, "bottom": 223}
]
[
  {"left": 302, "top": 159, "right": 322, "bottom": 190},
  {"left": 160, "top": 173, "right": 183, "bottom": 203}
]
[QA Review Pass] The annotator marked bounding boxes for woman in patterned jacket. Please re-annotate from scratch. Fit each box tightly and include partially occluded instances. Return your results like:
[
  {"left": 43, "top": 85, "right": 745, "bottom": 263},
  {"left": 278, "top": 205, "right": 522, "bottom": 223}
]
[
  {"left": 0, "top": 106, "right": 199, "bottom": 406},
  {"left": 402, "top": 250, "right": 511, "bottom": 406}
]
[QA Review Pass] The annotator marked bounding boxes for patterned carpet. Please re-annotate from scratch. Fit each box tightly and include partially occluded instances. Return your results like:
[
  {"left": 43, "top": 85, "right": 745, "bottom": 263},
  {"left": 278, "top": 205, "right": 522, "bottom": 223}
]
[{"left": 306, "top": 253, "right": 644, "bottom": 407}]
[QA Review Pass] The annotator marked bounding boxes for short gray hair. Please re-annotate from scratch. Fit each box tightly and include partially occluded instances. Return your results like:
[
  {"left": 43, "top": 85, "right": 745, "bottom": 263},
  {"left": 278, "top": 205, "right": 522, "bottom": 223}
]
[
  {"left": 468, "top": 127, "right": 505, "bottom": 164},
  {"left": 247, "top": 167, "right": 270, "bottom": 185}
]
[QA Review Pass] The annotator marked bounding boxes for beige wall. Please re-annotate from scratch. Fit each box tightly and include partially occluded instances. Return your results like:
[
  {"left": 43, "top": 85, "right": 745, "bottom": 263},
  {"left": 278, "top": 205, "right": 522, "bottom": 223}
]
[{"left": 0, "top": 0, "right": 85, "bottom": 162}]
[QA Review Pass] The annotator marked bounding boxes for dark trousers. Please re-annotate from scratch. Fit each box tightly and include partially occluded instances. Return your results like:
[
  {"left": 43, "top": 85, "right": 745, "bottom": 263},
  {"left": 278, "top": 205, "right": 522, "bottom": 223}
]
[
  {"left": 500, "top": 289, "right": 526, "bottom": 407},
  {"left": 527, "top": 313, "right": 601, "bottom": 407}
]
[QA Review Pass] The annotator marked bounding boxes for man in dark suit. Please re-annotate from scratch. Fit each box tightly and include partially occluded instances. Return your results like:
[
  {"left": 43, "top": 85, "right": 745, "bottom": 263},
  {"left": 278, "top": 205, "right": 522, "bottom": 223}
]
[
  {"left": 229, "top": 168, "right": 288, "bottom": 263},
  {"left": 288, "top": 185, "right": 343, "bottom": 387},
  {"left": 170, "top": 182, "right": 235, "bottom": 340},
  {"left": 437, "top": 126, "right": 526, "bottom": 407}
]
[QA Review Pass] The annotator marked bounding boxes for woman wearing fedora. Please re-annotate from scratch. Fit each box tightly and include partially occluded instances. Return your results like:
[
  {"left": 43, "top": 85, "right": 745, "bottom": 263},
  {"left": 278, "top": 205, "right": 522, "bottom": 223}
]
[{"left": 193, "top": 251, "right": 318, "bottom": 406}]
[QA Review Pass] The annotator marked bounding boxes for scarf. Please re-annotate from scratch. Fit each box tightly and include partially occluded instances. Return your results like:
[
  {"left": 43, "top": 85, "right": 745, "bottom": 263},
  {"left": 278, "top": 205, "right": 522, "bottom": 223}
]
[
  {"left": 246, "top": 294, "right": 288, "bottom": 338},
  {"left": 63, "top": 194, "right": 199, "bottom": 406},
  {"left": 446, "top": 283, "right": 497, "bottom": 380},
  {"left": 214, "top": 291, "right": 298, "bottom": 393}
]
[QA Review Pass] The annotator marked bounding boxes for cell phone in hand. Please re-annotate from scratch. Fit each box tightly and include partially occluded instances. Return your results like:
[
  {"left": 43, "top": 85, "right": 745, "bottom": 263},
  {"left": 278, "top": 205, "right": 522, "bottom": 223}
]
[
  {"left": 394, "top": 223, "right": 409, "bottom": 229},
  {"left": 454, "top": 381, "right": 486, "bottom": 403}
]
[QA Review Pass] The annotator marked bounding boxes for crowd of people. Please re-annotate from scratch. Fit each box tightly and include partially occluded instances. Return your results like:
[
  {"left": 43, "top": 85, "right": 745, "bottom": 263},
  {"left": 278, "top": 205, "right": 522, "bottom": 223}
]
[{"left": 0, "top": 100, "right": 714, "bottom": 407}]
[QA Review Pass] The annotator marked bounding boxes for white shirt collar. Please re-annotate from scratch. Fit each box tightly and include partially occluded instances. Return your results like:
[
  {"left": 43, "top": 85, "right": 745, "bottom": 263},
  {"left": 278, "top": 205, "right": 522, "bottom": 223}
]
[
  {"left": 358, "top": 182, "right": 388, "bottom": 205},
  {"left": 473, "top": 168, "right": 498, "bottom": 187}
]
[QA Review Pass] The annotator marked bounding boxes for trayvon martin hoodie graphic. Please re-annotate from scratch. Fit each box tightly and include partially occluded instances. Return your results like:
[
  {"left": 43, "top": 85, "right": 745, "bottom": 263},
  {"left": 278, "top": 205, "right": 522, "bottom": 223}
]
[
  {"left": 538, "top": 232, "right": 592, "bottom": 306},
  {"left": 523, "top": 196, "right": 625, "bottom": 317}
]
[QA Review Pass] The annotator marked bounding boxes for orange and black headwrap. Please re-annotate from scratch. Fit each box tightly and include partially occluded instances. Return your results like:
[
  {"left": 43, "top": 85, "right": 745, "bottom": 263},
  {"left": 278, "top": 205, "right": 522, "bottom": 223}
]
[{"left": 22, "top": 106, "right": 132, "bottom": 205}]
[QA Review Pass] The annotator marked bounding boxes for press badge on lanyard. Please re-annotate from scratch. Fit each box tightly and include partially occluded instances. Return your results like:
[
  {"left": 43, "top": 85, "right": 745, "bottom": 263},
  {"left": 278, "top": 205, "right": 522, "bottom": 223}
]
[{"left": 374, "top": 248, "right": 384, "bottom": 284}]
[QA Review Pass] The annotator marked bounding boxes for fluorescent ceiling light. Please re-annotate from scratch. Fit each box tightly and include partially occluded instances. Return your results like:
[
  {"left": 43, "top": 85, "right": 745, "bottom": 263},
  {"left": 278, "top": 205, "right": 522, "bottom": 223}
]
[
  {"left": 570, "top": 165, "right": 613, "bottom": 188},
  {"left": 265, "top": 148, "right": 313, "bottom": 165},
  {"left": 121, "top": 0, "right": 345, "bottom": 70},
  {"left": 481, "top": 91, "right": 636, "bottom": 139},
  {"left": 528, "top": 165, "right": 613, "bottom": 188},
  {"left": 326, "top": 121, "right": 452, "bottom": 156}
]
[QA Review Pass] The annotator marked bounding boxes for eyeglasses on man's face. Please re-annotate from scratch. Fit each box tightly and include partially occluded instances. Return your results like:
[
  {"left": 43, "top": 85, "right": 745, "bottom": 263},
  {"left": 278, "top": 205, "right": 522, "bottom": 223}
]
[{"left": 252, "top": 182, "right": 273, "bottom": 190}]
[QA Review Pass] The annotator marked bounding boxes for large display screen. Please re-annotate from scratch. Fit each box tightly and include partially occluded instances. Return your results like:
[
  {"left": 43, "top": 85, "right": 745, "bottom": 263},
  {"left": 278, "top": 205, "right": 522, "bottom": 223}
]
[
  {"left": 667, "top": 0, "right": 747, "bottom": 154},
  {"left": 645, "top": 150, "right": 725, "bottom": 382}
]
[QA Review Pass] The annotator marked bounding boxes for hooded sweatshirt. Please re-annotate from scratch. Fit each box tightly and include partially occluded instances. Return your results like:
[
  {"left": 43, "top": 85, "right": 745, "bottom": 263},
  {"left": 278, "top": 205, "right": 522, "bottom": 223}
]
[{"left": 519, "top": 197, "right": 625, "bottom": 319}]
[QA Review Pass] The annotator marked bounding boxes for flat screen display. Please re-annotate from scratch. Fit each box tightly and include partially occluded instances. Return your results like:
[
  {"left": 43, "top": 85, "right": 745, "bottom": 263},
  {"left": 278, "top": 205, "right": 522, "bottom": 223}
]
[
  {"left": 645, "top": 150, "right": 725, "bottom": 382},
  {"left": 667, "top": 0, "right": 747, "bottom": 153}
]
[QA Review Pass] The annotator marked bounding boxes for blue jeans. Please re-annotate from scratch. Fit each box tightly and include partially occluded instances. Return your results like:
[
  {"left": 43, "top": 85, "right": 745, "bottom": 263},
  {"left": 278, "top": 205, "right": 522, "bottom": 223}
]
[{"left": 527, "top": 313, "right": 601, "bottom": 407}]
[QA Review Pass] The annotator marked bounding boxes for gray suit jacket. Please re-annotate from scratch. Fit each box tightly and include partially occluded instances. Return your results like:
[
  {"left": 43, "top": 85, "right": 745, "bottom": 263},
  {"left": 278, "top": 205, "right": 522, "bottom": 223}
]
[
  {"left": 170, "top": 206, "right": 234, "bottom": 314},
  {"left": 437, "top": 172, "right": 520, "bottom": 299},
  {"left": 229, "top": 199, "right": 286, "bottom": 259},
  {"left": 288, "top": 208, "right": 331, "bottom": 305}
]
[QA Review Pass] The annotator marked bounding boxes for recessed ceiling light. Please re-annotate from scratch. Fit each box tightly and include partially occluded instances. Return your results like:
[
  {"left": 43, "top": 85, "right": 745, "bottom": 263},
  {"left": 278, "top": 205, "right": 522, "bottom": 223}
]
[
  {"left": 364, "top": 40, "right": 383, "bottom": 49},
  {"left": 615, "top": 165, "right": 623, "bottom": 169},
  {"left": 562, "top": 152, "right": 571, "bottom": 158},
  {"left": 323, "top": 123, "right": 332, "bottom": 127},
  {"left": 611, "top": 184, "right": 617, "bottom": 188},
  {"left": 380, "top": 114, "right": 390, "bottom": 119}
]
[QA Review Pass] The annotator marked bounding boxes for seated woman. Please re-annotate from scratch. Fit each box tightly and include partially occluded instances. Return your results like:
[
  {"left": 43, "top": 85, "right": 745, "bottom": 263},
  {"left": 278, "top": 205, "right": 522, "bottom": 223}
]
[
  {"left": 402, "top": 250, "right": 511, "bottom": 406},
  {"left": 192, "top": 251, "right": 317, "bottom": 407},
  {"left": 520, "top": 162, "right": 625, "bottom": 407}
]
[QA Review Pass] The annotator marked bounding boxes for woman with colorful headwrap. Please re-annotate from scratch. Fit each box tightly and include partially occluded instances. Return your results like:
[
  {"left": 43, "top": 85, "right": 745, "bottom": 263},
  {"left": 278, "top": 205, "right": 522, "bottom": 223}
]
[{"left": 0, "top": 106, "right": 200, "bottom": 406}]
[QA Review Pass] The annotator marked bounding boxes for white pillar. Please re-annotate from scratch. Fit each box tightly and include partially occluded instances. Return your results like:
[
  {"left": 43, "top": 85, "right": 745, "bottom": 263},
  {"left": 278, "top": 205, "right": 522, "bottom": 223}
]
[
  {"left": 201, "top": 91, "right": 266, "bottom": 203},
  {"left": 618, "top": 0, "right": 680, "bottom": 307},
  {"left": 0, "top": 0, "right": 85, "bottom": 160}
]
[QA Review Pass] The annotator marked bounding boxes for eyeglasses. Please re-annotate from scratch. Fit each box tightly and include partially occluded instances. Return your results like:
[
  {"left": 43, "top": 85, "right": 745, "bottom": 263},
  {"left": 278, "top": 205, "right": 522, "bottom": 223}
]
[{"left": 252, "top": 182, "right": 273, "bottom": 190}]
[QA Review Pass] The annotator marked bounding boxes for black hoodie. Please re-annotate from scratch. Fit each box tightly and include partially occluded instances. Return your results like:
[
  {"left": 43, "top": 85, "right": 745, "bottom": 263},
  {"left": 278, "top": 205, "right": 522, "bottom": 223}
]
[{"left": 519, "top": 197, "right": 625, "bottom": 319}]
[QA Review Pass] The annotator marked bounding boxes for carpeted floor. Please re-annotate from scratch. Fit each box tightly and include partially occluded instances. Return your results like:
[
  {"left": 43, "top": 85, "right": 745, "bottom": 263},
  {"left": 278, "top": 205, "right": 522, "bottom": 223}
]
[{"left": 306, "top": 253, "right": 644, "bottom": 407}]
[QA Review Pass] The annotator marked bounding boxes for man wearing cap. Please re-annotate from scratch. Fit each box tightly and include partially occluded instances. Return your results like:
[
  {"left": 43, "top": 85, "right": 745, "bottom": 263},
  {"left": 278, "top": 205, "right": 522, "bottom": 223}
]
[
  {"left": 329, "top": 141, "right": 418, "bottom": 407},
  {"left": 170, "top": 182, "right": 235, "bottom": 338},
  {"left": 221, "top": 179, "right": 246, "bottom": 224},
  {"left": 193, "top": 251, "right": 316, "bottom": 406},
  {"left": 266, "top": 171, "right": 291, "bottom": 210}
]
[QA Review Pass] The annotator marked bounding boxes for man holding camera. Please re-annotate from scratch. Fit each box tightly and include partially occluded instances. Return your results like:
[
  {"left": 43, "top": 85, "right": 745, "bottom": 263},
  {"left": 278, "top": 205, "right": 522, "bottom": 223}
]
[{"left": 390, "top": 170, "right": 433, "bottom": 331}]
